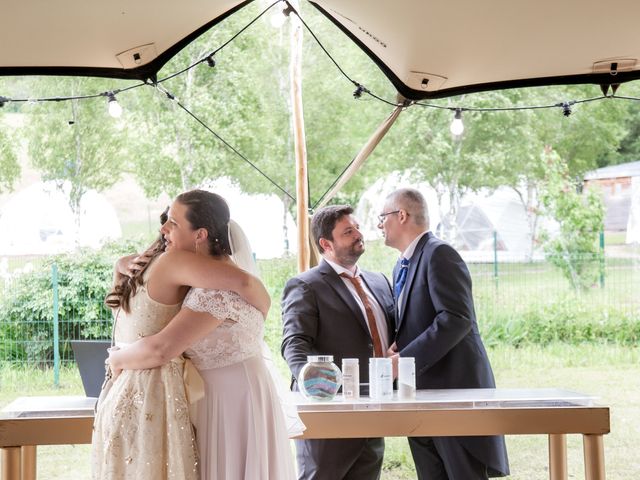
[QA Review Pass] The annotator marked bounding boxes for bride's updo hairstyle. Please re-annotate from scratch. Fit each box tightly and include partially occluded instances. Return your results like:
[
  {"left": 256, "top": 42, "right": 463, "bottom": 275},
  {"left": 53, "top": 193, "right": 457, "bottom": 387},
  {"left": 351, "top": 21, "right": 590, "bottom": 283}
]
[
  {"left": 176, "top": 189, "right": 232, "bottom": 256},
  {"left": 106, "top": 190, "right": 232, "bottom": 312}
]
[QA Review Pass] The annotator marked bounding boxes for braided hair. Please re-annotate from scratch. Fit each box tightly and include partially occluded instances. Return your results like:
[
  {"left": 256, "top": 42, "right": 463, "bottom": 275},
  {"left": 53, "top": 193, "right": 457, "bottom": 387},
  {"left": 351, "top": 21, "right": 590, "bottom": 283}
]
[{"left": 104, "top": 207, "right": 168, "bottom": 312}]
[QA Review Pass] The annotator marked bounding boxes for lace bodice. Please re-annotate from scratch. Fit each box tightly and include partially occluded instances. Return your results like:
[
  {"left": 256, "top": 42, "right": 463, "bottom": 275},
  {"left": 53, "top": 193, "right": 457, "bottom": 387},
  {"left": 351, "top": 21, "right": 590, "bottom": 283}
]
[{"left": 183, "top": 288, "right": 264, "bottom": 370}]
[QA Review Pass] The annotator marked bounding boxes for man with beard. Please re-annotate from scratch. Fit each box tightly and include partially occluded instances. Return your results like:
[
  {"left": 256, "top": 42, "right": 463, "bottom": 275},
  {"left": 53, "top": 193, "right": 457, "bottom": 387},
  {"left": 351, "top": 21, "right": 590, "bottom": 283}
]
[{"left": 281, "top": 204, "right": 395, "bottom": 480}]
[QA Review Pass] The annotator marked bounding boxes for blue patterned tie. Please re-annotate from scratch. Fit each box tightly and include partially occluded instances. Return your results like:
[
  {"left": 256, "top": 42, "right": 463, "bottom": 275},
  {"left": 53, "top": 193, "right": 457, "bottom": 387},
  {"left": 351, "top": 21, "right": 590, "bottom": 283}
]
[{"left": 394, "top": 258, "right": 410, "bottom": 298}]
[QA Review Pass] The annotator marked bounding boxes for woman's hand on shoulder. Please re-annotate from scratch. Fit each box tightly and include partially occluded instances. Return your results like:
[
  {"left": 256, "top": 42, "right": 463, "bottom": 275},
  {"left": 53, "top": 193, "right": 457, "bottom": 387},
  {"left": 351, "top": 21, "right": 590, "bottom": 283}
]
[{"left": 115, "top": 254, "right": 140, "bottom": 277}]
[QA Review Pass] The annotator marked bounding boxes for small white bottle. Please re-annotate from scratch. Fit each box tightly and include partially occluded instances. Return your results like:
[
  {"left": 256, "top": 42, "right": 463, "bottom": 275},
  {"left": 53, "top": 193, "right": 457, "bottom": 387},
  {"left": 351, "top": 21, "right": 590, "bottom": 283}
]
[
  {"left": 368, "top": 358, "right": 378, "bottom": 400},
  {"left": 341, "top": 358, "right": 360, "bottom": 401},
  {"left": 398, "top": 357, "right": 416, "bottom": 400},
  {"left": 376, "top": 357, "right": 393, "bottom": 400}
]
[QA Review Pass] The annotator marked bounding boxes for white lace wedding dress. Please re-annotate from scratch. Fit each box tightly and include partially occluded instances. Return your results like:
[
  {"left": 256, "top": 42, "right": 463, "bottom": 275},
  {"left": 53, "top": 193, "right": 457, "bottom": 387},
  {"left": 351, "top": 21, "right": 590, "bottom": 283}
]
[{"left": 183, "top": 287, "right": 296, "bottom": 480}]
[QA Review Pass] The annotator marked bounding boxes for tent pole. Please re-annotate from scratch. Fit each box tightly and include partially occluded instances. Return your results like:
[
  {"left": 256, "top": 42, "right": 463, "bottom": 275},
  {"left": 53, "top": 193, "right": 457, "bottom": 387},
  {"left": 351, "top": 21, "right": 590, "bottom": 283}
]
[
  {"left": 316, "top": 95, "right": 407, "bottom": 209},
  {"left": 289, "top": 0, "right": 310, "bottom": 273}
]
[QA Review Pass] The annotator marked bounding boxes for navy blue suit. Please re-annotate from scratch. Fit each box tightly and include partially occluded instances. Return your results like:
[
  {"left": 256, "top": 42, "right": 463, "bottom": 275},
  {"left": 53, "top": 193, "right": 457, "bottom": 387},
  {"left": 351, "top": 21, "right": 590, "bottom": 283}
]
[{"left": 394, "top": 232, "right": 509, "bottom": 478}]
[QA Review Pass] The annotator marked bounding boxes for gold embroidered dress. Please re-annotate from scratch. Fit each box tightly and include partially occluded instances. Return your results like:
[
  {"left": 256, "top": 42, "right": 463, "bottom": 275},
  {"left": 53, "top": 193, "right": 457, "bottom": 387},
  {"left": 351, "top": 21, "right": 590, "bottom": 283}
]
[{"left": 91, "top": 278, "right": 198, "bottom": 480}]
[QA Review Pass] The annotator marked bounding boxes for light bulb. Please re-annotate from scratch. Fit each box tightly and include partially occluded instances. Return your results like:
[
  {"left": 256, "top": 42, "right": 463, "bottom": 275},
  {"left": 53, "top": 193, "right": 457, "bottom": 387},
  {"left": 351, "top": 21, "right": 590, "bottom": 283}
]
[
  {"left": 107, "top": 93, "right": 122, "bottom": 118},
  {"left": 450, "top": 109, "right": 464, "bottom": 136},
  {"left": 270, "top": 12, "right": 286, "bottom": 28}
]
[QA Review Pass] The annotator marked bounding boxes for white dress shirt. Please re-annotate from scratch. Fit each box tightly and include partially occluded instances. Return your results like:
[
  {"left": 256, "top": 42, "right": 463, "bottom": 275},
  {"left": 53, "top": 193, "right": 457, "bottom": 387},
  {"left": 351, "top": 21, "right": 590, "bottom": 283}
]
[{"left": 324, "top": 258, "right": 390, "bottom": 352}]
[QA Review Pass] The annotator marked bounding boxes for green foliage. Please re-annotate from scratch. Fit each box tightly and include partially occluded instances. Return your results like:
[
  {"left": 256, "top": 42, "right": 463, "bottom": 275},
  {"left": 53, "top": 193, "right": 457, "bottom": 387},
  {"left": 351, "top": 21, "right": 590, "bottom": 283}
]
[
  {"left": 22, "top": 77, "right": 131, "bottom": 215},
  {"left": 0, "top": 125, "right": 21, "bottom": 192},
  {"left": 0, "top": 241, "right": 142, "bottom": 364},
  {"left": 481, "top": 296, "right": 640, "bottom": 347},
  {"left": 539, "top": 150, "right": 605, "bottom": 290}
]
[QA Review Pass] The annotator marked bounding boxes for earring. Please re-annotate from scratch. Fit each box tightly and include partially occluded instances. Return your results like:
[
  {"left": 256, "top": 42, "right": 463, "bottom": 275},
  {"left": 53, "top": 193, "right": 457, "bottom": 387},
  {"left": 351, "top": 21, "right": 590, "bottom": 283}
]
[{"left": 195, "top": 241, "right": 199, "bottom": 254}]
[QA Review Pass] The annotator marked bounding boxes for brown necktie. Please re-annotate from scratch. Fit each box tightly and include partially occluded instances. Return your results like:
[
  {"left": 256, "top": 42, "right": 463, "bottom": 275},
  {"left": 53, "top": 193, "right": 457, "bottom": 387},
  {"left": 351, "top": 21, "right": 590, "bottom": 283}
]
[{"left": 340, "top": 273, "right": 384, "bottom": 357}]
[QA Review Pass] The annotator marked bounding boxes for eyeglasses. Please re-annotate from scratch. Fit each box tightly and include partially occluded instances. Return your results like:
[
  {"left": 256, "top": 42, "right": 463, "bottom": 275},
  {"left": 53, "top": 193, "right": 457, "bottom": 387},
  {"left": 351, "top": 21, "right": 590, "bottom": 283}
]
[{"left": 377, "top": 210, "right": 400, "bottom": 223}]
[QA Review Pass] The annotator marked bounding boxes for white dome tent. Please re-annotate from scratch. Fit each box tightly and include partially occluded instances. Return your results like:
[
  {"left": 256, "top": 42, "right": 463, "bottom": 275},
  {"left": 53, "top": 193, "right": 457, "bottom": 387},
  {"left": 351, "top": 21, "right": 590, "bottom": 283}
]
[
  {"left": 454, "top": 188, "right": 540, "bottom": 262},
  {"left": 0, "top": 181, "right": 121, "bottom": 255}
]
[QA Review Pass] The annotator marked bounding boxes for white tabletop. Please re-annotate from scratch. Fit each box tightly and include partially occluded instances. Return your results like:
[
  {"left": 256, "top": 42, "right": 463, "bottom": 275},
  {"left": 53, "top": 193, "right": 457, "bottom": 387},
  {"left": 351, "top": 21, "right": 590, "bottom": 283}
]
[
  {"left": 1, "top": 396, "right": 96, "bottom": 418},
  {"left": 0, "top": 389, "right": 597, "bottom": 419},
  {"left": 294, "top": 388, "right": 597, "bottom": 411}
]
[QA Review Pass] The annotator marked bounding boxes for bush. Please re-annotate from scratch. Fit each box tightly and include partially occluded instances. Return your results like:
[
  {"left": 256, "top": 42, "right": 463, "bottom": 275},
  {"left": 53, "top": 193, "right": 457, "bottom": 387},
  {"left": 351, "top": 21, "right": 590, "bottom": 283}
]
[
  {"left": 480, "top": 295, "right": 640, "bottom": 347},
  {"left": 0, "top": 240, "right": 143, "bottom": 364}
]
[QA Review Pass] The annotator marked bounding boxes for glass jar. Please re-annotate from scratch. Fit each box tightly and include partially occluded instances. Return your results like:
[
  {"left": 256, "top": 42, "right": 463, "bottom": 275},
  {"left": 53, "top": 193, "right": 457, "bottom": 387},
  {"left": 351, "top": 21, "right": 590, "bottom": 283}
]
[{"left": 299, "top": 355, "right": 342, "bottom": 401}]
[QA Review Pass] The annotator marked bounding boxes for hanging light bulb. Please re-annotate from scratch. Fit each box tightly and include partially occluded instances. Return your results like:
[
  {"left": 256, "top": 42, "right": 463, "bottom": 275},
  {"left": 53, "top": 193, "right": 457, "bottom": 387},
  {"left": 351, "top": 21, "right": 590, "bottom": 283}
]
[
  {"left": 270, "top": 1, "right": 293, "bottom": 28},
  {"left": 107, "top": 93, "right": 122, "bottom": 118},
  {"left": 270, "top": 1, "right": 287, "bottom": 28},
  {"left": 450, "top": 108, "right": 464, "bottom": 136},
  {"left": 270, "top": 11, "right": 286, "bottom": 28}
]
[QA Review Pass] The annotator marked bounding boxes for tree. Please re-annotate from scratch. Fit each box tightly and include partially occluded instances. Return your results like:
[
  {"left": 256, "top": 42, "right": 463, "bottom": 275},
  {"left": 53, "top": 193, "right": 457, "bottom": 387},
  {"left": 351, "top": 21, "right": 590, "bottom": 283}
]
[
  {"left": 367, "top": 85, "right": 629, "bottom": 255},
  {"left": 23, "top": 77, "right": 128, "bottom": 230},
  {"left": 0, "top": 126, "right": 20, "bottom": 192},
  {"left": 539, "top": 148, "right": 605, "bottom": 291}
]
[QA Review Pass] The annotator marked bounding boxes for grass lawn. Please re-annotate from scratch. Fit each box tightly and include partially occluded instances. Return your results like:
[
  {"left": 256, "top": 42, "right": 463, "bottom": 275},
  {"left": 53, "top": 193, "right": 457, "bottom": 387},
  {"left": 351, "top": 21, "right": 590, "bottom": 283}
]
[{"left": 1, "top": 344, "right": 638, "bottom": 479}]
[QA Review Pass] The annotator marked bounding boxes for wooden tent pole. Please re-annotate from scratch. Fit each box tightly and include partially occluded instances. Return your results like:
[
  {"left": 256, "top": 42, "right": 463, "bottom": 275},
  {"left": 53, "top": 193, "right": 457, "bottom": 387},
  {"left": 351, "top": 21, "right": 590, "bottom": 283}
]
[
  {"left": 316, "top": 97, "right": 406, "bottom": 209},
  {"left": 289, "top": 0, "right": 310, "bottom": 273}
]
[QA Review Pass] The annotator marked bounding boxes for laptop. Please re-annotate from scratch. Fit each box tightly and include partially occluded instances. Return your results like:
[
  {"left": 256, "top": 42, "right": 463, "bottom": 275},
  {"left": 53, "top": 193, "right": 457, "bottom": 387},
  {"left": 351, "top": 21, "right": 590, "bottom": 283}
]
[{"left": 70, "top": 340, "right": 111, "bottom": 398}]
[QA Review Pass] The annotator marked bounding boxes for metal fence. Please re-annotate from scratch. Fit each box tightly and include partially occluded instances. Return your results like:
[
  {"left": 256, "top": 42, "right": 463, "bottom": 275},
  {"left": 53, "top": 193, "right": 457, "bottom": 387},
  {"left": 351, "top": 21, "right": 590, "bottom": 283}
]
[{"left": 1, "top": 244, "right": 639, "bottom": 375}]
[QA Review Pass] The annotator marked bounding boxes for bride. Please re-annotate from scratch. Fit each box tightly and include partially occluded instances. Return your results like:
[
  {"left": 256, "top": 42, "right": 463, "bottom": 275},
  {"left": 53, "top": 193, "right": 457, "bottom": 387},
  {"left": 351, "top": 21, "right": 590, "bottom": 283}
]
[{"left": 102, "top": 190, "right": 299, "bottom": 479}]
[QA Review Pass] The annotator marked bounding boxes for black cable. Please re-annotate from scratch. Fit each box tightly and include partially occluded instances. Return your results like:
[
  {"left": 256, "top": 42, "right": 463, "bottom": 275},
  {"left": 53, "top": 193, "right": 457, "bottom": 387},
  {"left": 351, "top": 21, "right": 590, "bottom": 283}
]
[
  {"left": 157, "top": 1, "right": 282, "bottom": 85},
  {"left": 312, "top": 155, "right": 359, "bottom": 209},
  {"left": 287, "top": 1, "right": 357, "bottom": 89},
  {"left": 154, "top": 85, "right": 295, "bottom": 201}
]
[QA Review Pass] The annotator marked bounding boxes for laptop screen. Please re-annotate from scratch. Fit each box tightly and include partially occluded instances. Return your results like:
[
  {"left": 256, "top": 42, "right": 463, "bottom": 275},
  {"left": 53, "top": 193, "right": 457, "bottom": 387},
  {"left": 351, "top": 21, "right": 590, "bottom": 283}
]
[{"left": 70, "top": 340, "right": 111, "bottom": 398}]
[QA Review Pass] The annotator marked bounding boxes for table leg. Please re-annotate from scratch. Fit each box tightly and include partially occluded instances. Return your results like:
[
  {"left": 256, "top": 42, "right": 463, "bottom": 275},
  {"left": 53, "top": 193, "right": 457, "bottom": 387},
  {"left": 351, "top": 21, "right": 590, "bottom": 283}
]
[
  {"left": 1, "top": 447, "right": 21, "bottom": 480},
  {"left": 548, "top": 434, "right": 567, "bottom": 480},
  {"left": 583, "top": 434, "right": 605, "bottom": 480},
  {"left": 21, "top": 446, "right": 36, "bottom": 480}
]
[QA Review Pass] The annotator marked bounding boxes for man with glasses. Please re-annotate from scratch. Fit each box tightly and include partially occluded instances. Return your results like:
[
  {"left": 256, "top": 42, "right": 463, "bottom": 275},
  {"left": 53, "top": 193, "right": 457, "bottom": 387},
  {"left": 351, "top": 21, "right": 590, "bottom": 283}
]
[
  {"left": 281, "top": 204, "right": 395, "bottom": 480},
  {"left": 379, "top": 188, "right": 509, "bottom": 480}
]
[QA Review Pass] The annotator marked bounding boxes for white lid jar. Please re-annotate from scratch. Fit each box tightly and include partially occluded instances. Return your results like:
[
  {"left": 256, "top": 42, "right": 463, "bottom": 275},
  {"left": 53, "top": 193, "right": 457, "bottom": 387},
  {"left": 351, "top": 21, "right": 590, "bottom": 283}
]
[{"left": 299, "top": 355, "right": 343, "bottom": 401}]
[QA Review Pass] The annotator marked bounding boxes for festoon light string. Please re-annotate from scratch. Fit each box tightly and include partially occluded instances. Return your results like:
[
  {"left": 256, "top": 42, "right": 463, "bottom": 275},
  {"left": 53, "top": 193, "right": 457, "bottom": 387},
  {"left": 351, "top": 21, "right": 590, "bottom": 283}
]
[{"left": 1, "top": 1, "right": 639, "bottom": 201}]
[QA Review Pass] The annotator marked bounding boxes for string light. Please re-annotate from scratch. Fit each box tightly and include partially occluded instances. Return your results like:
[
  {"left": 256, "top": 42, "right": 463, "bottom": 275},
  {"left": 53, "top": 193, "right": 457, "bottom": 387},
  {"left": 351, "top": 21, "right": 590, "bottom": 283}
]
[
  {"left": 1, "top": 0, "right": 640, "bottom": 137},
  {"left": 450, "top": 108, "right": 464, "bottom": 136},
  {"left": 106, "top": 92, "right": 122, "bottom": 118},
  {"left": 270, "top": 1, "right": 294, "bottom": 28},
  {"left": 353, "top": 84, "right": 366, "bottom": 99}
]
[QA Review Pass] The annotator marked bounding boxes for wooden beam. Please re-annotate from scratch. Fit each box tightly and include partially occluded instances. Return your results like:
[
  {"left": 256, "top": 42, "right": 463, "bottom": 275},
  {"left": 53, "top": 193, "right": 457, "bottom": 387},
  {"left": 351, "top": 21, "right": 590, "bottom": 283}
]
[{"left": 289, "top": 0, "right": 310, "bottom": 273}]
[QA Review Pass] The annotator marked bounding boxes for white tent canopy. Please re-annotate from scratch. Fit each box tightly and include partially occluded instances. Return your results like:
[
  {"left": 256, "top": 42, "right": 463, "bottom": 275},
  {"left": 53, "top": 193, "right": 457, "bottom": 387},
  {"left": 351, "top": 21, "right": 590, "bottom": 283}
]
[
  {"left": 0, "top": 0, "right": 251, "bottom": 81},
  {"left": 2, "top": 1, "right": 640, "bottom": 99}
]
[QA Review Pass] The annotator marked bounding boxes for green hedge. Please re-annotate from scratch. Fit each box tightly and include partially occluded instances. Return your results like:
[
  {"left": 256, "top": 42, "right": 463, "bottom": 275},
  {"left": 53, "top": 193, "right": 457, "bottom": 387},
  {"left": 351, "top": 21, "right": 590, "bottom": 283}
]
[
  {"left": 0, "top": 241, "right": 141, "bottom": 364},
  {"left": 480, "top": 297, "right": 640, "bottom": 347},
  {"left": 0, "top": 244, "right": 638, "bottom": 365}
]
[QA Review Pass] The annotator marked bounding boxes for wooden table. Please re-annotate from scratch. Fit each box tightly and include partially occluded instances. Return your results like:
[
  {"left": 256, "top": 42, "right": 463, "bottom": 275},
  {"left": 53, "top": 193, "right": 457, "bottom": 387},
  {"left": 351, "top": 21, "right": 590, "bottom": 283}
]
[{"left": 0, "top": 388, "right": 609, "bottom": 480}]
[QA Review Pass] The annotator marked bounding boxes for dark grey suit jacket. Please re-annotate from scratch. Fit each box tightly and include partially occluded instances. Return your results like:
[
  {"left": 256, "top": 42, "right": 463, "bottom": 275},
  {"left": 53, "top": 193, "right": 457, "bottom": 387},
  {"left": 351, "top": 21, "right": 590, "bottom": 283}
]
[
  {"left": 281, "top": 259, "right": 395, "bottom": 390},
  {"left": 393, "top": 232, "right": 509, "bottom": 476}
]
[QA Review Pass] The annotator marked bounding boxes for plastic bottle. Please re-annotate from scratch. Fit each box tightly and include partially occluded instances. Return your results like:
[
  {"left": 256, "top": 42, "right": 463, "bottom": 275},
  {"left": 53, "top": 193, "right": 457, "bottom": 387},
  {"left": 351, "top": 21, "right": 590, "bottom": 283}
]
[
  {"left": 398, "top": 357, "right": 416, "bottom": 400},
  {"left": 341, "top": 358, "right": 360, "bottom": 400}
]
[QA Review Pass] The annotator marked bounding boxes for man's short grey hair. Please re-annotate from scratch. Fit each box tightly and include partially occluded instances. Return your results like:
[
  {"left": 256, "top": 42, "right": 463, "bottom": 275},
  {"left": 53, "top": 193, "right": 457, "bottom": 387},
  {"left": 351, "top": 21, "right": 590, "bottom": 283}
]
[{"left": 387, "top": 188, "right": 429, "bottom": 227}]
